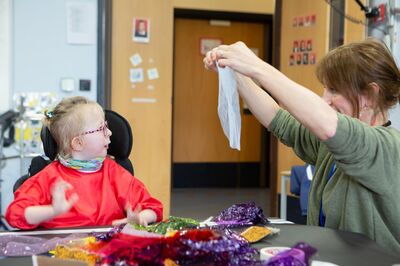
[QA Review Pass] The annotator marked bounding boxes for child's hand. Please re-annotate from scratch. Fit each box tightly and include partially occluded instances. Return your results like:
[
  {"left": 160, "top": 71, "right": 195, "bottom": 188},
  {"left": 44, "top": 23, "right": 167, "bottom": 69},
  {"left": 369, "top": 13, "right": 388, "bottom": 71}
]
[
  {"left": 111, "top": 204, "right": 157, "bottom": 227},
  {"left": 126, "top": 204, "right": 146, "bottom": 226},
  {"left": 51, "top": 179, "right": 79, "bottom": 216}
]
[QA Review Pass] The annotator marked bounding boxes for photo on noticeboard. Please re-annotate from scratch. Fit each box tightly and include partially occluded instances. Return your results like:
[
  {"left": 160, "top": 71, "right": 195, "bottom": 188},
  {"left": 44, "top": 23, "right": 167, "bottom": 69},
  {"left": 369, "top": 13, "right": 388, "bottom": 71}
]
[
  {"left": 293, "top": 40, "right": 299, "bottom": 53},
  {"left": 303, "top": 53, "right": 309, "bottom": 65},
  {"left": 289, "top": 54, "right": 295, "bottom": 66},
  {"left": 133, "top": 18, "right": 150, "bottom": 43},
  {"left": 307, "top": 39, "right": 313, "bottom": 51},
  {"left": 300, "top": 40, "right": 306, "bottom": 52},
  {"left": 309, "top": 52, "right": 316, "bottom": 65},
  {"left": 296, "top": 53, "right": 302, "bottom": 65},
  {"left": 292, "top": 17, "right": 298, "bottom": 27},
  {"left": 292, "top": 14, "right": 316, "bottom": 28}
]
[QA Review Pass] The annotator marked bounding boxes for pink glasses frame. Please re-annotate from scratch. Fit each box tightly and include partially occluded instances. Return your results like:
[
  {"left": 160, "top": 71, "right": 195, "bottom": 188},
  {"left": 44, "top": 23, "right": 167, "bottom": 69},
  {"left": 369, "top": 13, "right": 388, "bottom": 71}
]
[{"left": 81, "top": 121, "right": 109, "bottom": 137}]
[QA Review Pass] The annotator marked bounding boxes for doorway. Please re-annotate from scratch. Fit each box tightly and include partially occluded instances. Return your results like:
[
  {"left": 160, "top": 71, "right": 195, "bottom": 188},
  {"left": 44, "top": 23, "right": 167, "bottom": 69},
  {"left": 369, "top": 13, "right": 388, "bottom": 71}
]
[{"left": 172, "top": 11, "right": 273, "bottom": 191}]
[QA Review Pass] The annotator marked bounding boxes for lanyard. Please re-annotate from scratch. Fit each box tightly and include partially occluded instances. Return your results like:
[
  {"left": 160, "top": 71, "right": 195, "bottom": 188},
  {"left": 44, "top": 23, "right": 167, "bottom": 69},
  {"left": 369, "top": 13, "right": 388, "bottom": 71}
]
[{"left": 318, "top": 162, "right": 336, "bottom": 226}]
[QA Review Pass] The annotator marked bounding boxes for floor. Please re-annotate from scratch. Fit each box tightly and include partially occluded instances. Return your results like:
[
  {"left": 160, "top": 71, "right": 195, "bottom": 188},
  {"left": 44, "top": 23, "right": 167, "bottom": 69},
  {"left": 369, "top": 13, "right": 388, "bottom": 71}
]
[{"left": 170, "top": 188, "right": 270, "bottom": 221}]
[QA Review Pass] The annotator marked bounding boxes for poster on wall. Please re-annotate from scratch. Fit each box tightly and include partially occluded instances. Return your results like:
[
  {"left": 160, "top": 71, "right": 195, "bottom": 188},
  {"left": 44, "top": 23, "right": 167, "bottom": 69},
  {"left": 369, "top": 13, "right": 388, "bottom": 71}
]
[
  {"left": 133, "top": 18, "right": 150, "bottom": 43},
  {"left": 66, "top": 1, "right": 96, "bottom": 44}
]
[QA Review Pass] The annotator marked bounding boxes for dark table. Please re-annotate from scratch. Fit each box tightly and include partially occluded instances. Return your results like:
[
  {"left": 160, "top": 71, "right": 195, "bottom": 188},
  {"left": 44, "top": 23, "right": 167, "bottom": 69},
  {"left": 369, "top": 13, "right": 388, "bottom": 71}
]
[
  {"left": 1, "top": 224, "right": 399, "bottom": 266},
  {"left": 255, "top": 224, "right": 400, "bottom": 266}
]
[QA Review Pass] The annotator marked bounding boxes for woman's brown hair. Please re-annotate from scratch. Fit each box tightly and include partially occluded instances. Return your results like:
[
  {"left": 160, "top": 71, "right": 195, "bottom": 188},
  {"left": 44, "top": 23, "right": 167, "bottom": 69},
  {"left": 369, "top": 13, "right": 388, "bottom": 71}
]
[{"left": 316, "top": 38, "right": 400, "bottom": 118}]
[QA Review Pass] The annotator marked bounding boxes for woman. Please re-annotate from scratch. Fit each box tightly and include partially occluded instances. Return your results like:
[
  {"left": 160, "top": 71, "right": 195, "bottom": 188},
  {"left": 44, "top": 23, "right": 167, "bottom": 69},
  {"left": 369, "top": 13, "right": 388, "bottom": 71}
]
[{"left": 204, "top": 38, "right": 400, "bottom": 252}]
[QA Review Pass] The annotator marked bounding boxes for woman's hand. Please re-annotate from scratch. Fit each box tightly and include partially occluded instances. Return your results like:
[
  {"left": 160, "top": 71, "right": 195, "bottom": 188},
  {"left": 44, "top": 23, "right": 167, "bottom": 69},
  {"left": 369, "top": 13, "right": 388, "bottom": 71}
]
[
  {"left": 203, "top": 41, "right": 338, "bottom": 141},
  {"left": 203, "top": 41, "right": 265, "bottom": 78},
  {"left": 203, "top": 49, "right": 219, "bottom": 72},
  {"left": 51, "top": 179, "right": 79, "bottom": 216}
]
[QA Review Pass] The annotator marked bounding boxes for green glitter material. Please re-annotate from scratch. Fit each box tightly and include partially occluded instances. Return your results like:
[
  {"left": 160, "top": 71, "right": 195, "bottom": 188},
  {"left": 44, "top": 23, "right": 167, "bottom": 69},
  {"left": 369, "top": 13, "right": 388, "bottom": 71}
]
[{"left": 132, "top": 216, "right": 200, "bottom": 234}]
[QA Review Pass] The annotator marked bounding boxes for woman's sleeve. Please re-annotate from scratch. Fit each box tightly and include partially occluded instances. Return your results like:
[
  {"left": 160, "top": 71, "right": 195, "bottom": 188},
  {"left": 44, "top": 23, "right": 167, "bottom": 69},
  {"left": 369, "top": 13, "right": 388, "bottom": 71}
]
[
  {"left": 268, "top": 109, "right": 321, "bottom": 165},
  {"left": 5, "top": 175, "right": 51, "bottom": 229},
  {"left": 113, "top": 166, "right": 163, "bottom": 222},
  {"left": 323, "top": 113, "right": 400, "bottom": 194}
]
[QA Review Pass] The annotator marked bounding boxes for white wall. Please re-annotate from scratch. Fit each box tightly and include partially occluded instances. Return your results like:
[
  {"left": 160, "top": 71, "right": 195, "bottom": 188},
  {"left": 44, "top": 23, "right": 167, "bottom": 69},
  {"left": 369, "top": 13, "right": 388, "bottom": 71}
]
[
  {"left": 12, "top": 0, "right": 98, "bottom": 102},
  {"left": 392, "top": 0, "right": 400, "bottom": 65},
  {"left": 0, "top": 0, "right": 11, "bottom": 112},
  {"left": 369, "top": 0, "right": 400, "bottom": 129},
  {"left": 387, "top": 0, "right": 400, "bottom": 129},
  {"left": 0, "top": 0, "right": 98, "bottom": 219},
  {"left": 390, "top": 0, "right": 400, "bottom": 128}
]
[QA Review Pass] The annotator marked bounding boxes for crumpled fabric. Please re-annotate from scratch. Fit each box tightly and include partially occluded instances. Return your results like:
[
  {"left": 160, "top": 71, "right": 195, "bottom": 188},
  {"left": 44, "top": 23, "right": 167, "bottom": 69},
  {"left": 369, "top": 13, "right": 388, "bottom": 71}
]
[
  {"left": 0, "top": 233, "right": 87, "bottom": 256},
  {"left": 96, "top": 229, "right": 260, "bottom": 266},
  {"left": 213, "top": 202, "right": 269, "bottom": 228},
  {"left": 267, "top": 242, "right": 317, "bottom": 266}
]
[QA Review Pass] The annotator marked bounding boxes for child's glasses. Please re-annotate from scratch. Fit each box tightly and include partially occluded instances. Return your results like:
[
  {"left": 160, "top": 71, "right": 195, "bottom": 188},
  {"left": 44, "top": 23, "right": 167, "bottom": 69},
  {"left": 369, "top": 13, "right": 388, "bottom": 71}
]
[{"left": 81, "top": 121, "right": 109, "bottom": 137}]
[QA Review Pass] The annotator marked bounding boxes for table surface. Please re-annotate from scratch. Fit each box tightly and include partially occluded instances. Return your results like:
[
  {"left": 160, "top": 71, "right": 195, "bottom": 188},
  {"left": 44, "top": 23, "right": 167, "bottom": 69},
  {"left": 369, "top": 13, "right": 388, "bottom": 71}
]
[
  {"left": 255, "top": 224, "right": 400, "bottom": 266},
  {"left": 1, "top": 224, "right": 399, "bottom": 266}
]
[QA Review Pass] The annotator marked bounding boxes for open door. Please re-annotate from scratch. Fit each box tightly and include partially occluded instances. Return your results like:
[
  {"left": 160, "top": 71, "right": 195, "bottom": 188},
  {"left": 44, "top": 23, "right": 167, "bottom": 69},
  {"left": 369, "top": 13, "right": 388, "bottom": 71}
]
[{"left": 172, "top": 15, "right": 272, "bottom": 202}]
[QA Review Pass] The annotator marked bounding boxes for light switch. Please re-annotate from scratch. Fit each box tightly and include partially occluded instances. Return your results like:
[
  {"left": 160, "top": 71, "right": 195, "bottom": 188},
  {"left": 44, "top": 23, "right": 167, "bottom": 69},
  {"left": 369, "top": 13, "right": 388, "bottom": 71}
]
[
  {"left": 60, "top": 78, "right": 75, "bottom": 92},
  {"left": 79, "top": 79, "right": 91, "bottom": 91}
]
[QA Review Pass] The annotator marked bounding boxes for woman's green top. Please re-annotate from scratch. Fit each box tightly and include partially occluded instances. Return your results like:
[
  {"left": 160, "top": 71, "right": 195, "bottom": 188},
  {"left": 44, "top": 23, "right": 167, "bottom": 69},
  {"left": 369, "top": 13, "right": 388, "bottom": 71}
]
[{"left": 269, "top": 109, "right": 400, "bottom": 252}]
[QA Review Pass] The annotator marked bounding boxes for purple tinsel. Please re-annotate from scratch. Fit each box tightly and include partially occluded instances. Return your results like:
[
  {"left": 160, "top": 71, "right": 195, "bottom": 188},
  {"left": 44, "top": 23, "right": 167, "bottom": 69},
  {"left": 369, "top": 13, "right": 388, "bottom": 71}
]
[
  {"left": 266, "top": 242, "right": 317, "bottom": 266},
  {"left": 213, "top": 202, "right": 270, "bottom": 228},
  {"left": 165, "top": 230, "right": 260, "bottom": 265},
  {"left": 93, "top": 223, "right": 125, "bottom": 242},
  {"left": 0, "top": 233, "right": 87, "bottom": 256}
]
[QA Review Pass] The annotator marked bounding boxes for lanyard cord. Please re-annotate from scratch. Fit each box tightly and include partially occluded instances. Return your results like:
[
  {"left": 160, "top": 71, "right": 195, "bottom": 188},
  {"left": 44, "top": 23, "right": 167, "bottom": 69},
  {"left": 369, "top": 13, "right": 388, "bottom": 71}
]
[{"left": 318, "top": 162, "right": 336, "bottom": 226}]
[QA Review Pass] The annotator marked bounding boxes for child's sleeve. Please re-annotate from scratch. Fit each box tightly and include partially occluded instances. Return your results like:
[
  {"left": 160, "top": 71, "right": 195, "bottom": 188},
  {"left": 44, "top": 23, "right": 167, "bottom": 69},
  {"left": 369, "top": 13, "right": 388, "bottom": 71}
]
[
  {"left": 5, "top": 176, "right": 50, "bottom": 229},
  {"left": 113, "top": 166, "right": 163, "bottom": 222},
  {"left": 127, "top": 178, "right": 163, "bottom": 222}
]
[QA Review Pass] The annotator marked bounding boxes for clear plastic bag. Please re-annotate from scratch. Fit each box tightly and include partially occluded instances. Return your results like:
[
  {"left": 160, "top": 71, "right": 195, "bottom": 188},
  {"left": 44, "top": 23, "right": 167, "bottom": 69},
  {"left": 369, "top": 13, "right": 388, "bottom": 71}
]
[{"left": 217, "top": 65, "right": 241, "bottom": 150}]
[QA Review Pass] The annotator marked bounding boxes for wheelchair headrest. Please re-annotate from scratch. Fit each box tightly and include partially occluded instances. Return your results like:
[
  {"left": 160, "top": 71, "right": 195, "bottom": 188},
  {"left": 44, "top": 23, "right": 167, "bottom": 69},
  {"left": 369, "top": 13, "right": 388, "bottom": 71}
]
[
  {"left": 105, "top": 110, "right": 133, "bottom": 160},
  {"left": 41, "top": 125, "right": 58, "bottom": 161},
  {"left": 41, "top": 109, "right": 133, "bottom": 161}
]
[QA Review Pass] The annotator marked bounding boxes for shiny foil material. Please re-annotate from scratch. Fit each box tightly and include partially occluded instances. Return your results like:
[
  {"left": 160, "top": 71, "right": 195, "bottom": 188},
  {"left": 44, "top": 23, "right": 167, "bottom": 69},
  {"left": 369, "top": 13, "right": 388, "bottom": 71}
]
[{"left": 213, "top": 202, "right": 270, "bottom": 228}]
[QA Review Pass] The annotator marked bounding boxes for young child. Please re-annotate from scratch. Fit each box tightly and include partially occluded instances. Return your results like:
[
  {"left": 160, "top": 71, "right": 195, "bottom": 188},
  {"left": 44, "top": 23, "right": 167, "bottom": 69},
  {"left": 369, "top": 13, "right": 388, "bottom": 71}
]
[{"left": 5, "top": 96, "right": 163, "bottom": 229}]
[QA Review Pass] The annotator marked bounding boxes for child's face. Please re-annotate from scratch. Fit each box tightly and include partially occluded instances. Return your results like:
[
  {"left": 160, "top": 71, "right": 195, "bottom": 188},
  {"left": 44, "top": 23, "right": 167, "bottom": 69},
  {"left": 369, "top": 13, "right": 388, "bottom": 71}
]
[{"left": 75, "top": 105, "right": 112, "bottom": 160}]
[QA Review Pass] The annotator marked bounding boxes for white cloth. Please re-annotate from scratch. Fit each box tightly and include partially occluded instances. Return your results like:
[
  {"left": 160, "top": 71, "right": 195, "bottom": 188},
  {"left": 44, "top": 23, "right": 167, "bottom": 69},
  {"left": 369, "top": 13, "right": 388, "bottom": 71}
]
[{"left": 217, "top": 65, "right": 241, "bottom": 150}]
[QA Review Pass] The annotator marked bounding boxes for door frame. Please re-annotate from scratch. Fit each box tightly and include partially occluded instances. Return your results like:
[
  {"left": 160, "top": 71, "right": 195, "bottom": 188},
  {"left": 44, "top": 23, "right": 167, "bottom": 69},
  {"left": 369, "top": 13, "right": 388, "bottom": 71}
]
[
  {"left": 97, "top": 0, "right": 112, "bottom": 108},
  {"left": 271, "top": 0, "right": 281, "bottom": 217},
  {"left": 173, "top": 8, "right": 277, "bottom": 213},
  {"left": 100, "top": 4, "right": 280, "bottom": 216}
]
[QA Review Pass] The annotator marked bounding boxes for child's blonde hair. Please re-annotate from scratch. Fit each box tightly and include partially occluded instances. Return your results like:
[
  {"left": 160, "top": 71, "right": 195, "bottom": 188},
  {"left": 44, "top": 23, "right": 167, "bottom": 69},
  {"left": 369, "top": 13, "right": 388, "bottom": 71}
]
[{"left": 43, "top": 96, "right": 103, "bottom": 158}]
